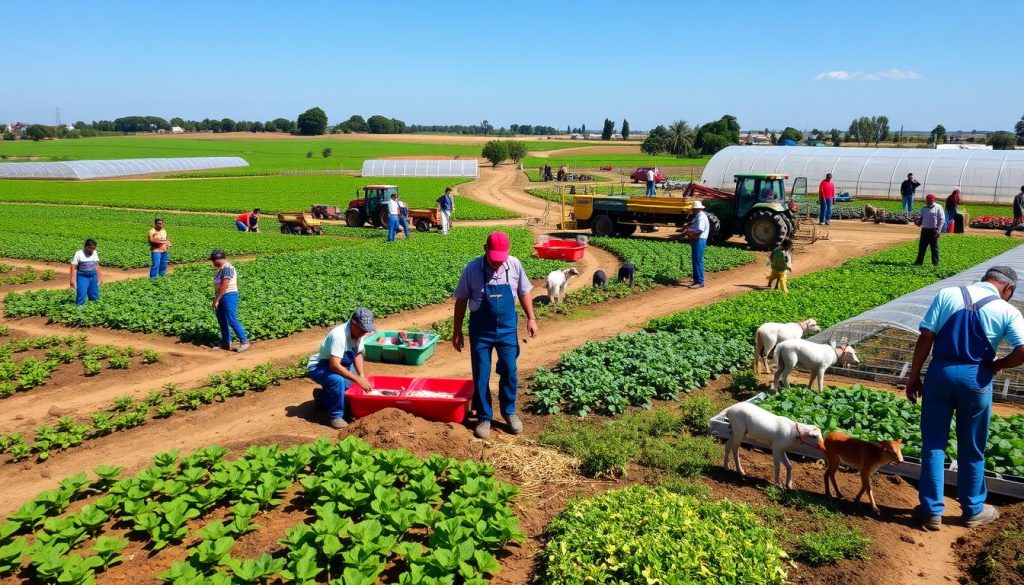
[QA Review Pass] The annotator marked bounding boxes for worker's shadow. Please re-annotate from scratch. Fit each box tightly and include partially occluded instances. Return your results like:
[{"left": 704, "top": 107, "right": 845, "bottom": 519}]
[{"left": 284, "top": 399, "right": 324, "bottom": 424}]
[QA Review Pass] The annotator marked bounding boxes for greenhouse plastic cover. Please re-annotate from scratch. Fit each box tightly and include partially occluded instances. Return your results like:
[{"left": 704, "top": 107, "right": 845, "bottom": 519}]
[
  {"left": 701, "top": 146, "right": 1024, "bottom": 203},
  {"left": 0, "top": 157, "right": 248, "bottom": 180},
  {"left": 362, "top": 159, "right": 479, "bottom": 178}
]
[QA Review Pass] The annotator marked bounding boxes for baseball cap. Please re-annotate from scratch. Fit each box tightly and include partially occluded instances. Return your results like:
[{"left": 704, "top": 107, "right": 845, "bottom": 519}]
[
  {"left": 926, "top": 193, "right": 937, "bottom": 201},
  {"left": 988, "top": 266, "right": 1018, "bottom": 287},
  {"left": 351, "top": 308, "right": 375, "bottom": 332},
  {"left": 485, "top": 232, "right": 510, "bottom": 263}
]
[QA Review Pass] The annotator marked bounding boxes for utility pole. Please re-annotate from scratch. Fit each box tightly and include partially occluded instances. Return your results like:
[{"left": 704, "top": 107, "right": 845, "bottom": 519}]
[{"left": 55, "top": 107, "right": 62, "bottom": 139}]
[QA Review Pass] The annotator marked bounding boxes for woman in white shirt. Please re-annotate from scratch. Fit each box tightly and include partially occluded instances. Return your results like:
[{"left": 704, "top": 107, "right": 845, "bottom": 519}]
[
  {"left": 70, "top": 239, "right": 102, "bottom": 306},
  {"left": 209, "top": 249, "right": 250, "bottom": 352}
]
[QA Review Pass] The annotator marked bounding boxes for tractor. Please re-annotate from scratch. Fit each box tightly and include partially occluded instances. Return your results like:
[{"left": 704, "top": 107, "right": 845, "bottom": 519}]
[{"left": 345, "top": 185, "right": 399, "bottom": 228}]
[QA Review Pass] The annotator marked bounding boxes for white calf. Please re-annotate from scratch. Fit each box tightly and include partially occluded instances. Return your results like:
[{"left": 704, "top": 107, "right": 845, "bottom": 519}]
[
  {"left": 723, "top": 401, "right": 825, "bottom": 488},
  {"left": 773, "top": 339, "right": 860, "bottom": 391},
  {"left": 753, "top": 319, "right": 821, "bottom": 373},
  {"left": 545, "top": 267, "right": 579, "bottom": 305}
]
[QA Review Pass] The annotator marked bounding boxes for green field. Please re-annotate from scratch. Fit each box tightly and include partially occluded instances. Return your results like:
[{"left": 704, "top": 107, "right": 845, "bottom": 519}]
[{"left": 522, "top": 154, "right": 708, "bottom": 170}]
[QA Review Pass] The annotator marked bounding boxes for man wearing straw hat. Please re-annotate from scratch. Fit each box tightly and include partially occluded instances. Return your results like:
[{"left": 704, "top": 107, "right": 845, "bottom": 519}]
[{"left": 682, "top": 201, "right": 710, "bottom": 288}]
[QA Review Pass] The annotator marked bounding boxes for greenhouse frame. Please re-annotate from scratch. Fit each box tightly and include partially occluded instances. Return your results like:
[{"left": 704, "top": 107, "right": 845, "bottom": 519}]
[
  {"left": 701, "top": 146, "right": 1024, "bottom": 203},
  {"left": 0, "top": 157, "right": 248, "bottom": 180},
  {"left": 810, "top": 244, "right": 1024, "bottom": 402},
  {"left": 361, "top": 159, "right": 479, "bottom": 178}
]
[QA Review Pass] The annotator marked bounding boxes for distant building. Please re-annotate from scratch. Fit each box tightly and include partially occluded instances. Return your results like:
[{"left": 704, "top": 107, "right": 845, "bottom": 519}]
[
  {"left": 570, "top": 133, "right": 584, "bottom": 140},
  {"left": 171, "top": 126, "right": 185, "bottom": 134}
]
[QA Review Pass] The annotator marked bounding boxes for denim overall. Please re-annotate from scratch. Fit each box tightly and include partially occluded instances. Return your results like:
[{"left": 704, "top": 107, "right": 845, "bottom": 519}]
[
  {"left": 309, "top": 349, "right": 357, "bottom": 420},
  {"left": 469, "top": 261, "right": 519, "bottom": 423},
  {"left": 919, "top": 286, "right": 998, "bottom": 517},
  {"left": 75, "top": 254, "right": 99, "bottom": 306}
]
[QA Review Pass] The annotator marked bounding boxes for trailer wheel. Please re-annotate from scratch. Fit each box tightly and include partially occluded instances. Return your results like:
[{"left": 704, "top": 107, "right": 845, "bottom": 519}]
[
  {"left": 744, "top": 211, "right": 789, "bottom": 250},
  {"left": 280, "top": 225, "right": 290, "bottom": 234},
  {"left": 345, "top": 209, "right": 364, "bottom": 227},
  {"left": 615, "top": 224, "right": 638, "bottom": 236},
  {"left": 591, "top": 214, "right": 616, "bottom": 237},
  {"left": 415, "top": 219, "right": 431, "bottom": 232}
]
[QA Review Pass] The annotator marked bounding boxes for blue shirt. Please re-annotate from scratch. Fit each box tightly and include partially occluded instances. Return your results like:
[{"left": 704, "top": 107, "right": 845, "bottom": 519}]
[
  {"left": 437, "top": 194, "right": 453, "bottom": 211},
  {"left": 454, "top": 256, "right": 532, "bottom": 312},
  {"left": 920, "top": 282, "right": 1024, "bottom": 350}
]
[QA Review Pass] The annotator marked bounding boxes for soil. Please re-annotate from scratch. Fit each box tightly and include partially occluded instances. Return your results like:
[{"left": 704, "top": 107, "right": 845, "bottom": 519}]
[
  {"left": 529, "top": 145, "right": 640, "bottom": 158},
  {"left": 955, "top": 502, "right": 1024, "bottom": 584}
]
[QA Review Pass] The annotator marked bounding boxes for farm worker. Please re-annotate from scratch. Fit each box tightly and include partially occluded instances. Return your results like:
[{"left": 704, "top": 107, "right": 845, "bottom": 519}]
[
  {"left": 1006, "top": 185, "right": 1024, "bottom": 237},
  {"left": 452, "top": 232, "right": 538, "bottom": 440},
  {"left": 906, "top": 266, "right": 1024, "bottom": 531},
  {"left": 436, "top": 187, "right": 455, "bottom": 235},
  {"left": 768, "top": 239, "right": 793, "bottom": 293},
  {"left": 148, "top": 218, "right": 171, "bottom": 279},
  {"left": 208, "top": 249, "right": 250, "bottom": 353},
  {"left": 69, "top": 238, "right": 101, "bottom": 306},
  {"left": 386, "top": 193, "right": 401, "bottom": 242},
  {"left": 944, "top": 189, "right": 961, "bottom": 234},
  {"left": 306, "top": 308, "right": 375, "bottom": 429},
  {"left": 645, "top": 168, "right": 656, "bottom": 197},
  {"left": 397, "top": 197, "right": 411, "bottom": 239},
  {"left": 818, "top": 173, "right": 835, "bottom": 225},
  {"left": 686, "top": 201, "right": 709, "bottom": 289},
  {"left": 914, "top": 194, "right": 945, "bottom": 267},
  {"left": 235, "top": 209, "right": 261, "bottom": 233},
  {"left": 900, "top": 173, "right": 921, "bottom": 213}
]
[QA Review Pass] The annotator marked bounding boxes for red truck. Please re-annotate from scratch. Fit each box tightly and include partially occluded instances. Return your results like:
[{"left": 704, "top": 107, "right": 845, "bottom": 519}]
[{"left": 630, "top": 167, "right": 666, "bottom": 184}]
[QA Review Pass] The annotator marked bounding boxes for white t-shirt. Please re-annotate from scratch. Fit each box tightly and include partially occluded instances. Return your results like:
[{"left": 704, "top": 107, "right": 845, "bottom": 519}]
[
  {"left": 387, "top": 199, "right": 400, "bottom": 215},
  {"left": 308, "top": 322, "right": 367, "bottom": 367},
  {"left": 71, "top": 250, "right": 99, "bottom": 272},
  {"left": 646, "top": 169, "right": 655, "bottom": 181},
  {"left": 693, "top": 211, "right": 710, "bottom": 240}
]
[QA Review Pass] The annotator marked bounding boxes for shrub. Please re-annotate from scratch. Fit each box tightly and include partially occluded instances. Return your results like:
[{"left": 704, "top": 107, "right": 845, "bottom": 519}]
[
  {"left": 678, "top": 395, "right": 715, "bottom": 435},
  {"left": 505, "top": 140, "right": 529, "bottom": 164},
  {"left": 481, "top": 140, "right": 509, "bottom": 167},
  {"left": 638, "top": 434, "right": 720, "bottom": 477},
  {"left": 731, "top": 368, "right": 761, "bottom": 395},
  {"left": 795, "top": 525, "right": 871, "bottom": 565},
  {"left": 321, "top": 147, "right": 332, "bottom": 158}
]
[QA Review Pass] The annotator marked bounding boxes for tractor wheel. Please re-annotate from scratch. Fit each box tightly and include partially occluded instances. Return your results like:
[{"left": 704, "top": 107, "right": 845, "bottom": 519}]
[
  {"left": 290, "top": 225, "right": 303, "bottom": 235},
  {"left": 376, "top": 208, "right": 389, "bottom": 228},
  {"left": 591, "top": 214, "right": 616, "bottom": 237},
  {"left": 280, "top": 225, "right": 290, "bottom": 234},
  {"left": 705, "top": 211, "right": 726, "bottom": 243},
  {"left": 744, "top": 210, "right": 789, "bottom": 250},
  {"left": 345, "top": 209, "right": 364, "bottom": 227},
  {"left": 314, "top": 227, "right": 324, "bottom": 235},
  {"left": 615, "top": 224, "right": 638, "bottom": 236}
]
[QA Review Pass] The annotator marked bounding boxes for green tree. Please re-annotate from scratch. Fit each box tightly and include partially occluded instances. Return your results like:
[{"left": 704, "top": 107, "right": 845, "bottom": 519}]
[
  {"left": 666, "top": 120, "right": 695, "bottom": 156},
  {"left": 25, "top": 124, "right": 55, "bottom": 141},
  {"left": 321, "top": 147, "right": 333, "bottom": 158},
  {"left": 1014, "top": 115, "right": 1024, "bottom": 146},
  {"left": 779, "top": 127, "right": 803, "bottom": 143},
  {"left": 987, "top": 131, "right": 1017, "bottom": 150},
  {"left": 694, "top": 115, "right": 741, "bottom": 155},
  {"left": 601, "top": 118, "right": 614, "bottom": 140},
  {"left": 874, "top": 116, "right": 890, "bottom": 145},
  {"left": 367, "top": 115, "right": 395, "bottom": 134},
  {"left": 270, "top": 118, "right": 294, "bottom": 133},
  {"left": 220, "top": 118, "right": 237, "bottom": 132},
  {"left": 505, "top": 140, "right": 529, "bottom": 164},
  {"left": 336, "top": 115, "right": 369, "bottom": 133},
  {"left": 621, "top": 119, "right": 630, "bottom": 140},
  {"left": 481, "top": 140, "right": 509, "bottom": 166},
  {"left": 641, "top": 125, "right": 670, "bottom": 155},
  {"left": 481, "top": 120, "right": 493, "bottom": 135},
  {"left": 930, "top": 124, "right": 947, "bottom": 144},
  {"left": 829, "top": 128, "right": 842, "bottom": 146},
  {"left": 296, "top": 107, "right": 328, "bottom": 136}
]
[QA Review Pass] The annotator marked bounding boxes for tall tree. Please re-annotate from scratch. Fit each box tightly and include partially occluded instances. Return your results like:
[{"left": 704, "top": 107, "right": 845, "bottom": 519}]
[
  {"left": 779, "top": 127, "right": 803, "bottom": 142},
  {"left": 621, "top": 119, "right": 630, "bottom": 140},
  {"left": 988, "top": 131, "right": 1017, "bottom": 150},
  {"left": 601, "top": 118, "right": 614, "bottom": 140},
  {"left": 829, "top": 128, "right": 842, "bottom": 147},
  {"left": 480, "top": 120, "right": 493, "bottom": 135},
  {"left": 930, "top": 124, "right": 947, "bottom": 144},
  {"left": 296, "top": 107, "right": 328, "bottom": 136},
  {"left": 666, "top": 120, "right": 695, "bottom": 156},
  {"left": 1015, "top": 115, "right": 1024, "bottom": 146},
  {"left": 873, "top": 116, "right": 890, "bottom": 145}
]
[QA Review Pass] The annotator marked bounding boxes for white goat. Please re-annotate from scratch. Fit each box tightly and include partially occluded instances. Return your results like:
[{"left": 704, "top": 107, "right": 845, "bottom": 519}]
[
  {"left": 723, "top": 401, "right": 825, "bottom": 489},
  {"left": 773, "top": 339, "right": 860, "bottom": 391},
  {"left": 754, "top": 319, "right": 821, "bottom": 373},
  {"left": 545, "top": 267, "right": 579, "bottom": 305}
]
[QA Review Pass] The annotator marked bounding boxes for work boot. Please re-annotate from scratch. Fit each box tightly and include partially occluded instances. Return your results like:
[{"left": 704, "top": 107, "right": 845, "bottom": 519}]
[
  {"left": 215, "top": 343, "right": 232, "bottom": 351},
  {"left": 912, "top": 506, "right": 942, "bottom": 531},
  {"left": 236, "top": 342, "right": 251, "bottom": 353},
  {"left": 963, "top": 504, "right": 999, "bottom": 528},
  {"left": 504, "top": 414, "right": 523, "bottom": 435},
  {"left": 475, "top": 420, "right": 491, "bottom": 440},
  {"left": 328, "top": 418, "right": 348, "bottom": 430}
]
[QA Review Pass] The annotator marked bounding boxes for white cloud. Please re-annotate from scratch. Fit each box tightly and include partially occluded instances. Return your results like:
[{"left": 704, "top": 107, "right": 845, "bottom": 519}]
[{"left": 815, "top": 69, "right": 921, "bottom": 81}]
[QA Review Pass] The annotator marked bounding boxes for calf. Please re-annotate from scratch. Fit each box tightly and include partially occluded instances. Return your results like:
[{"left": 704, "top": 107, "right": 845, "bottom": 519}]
[
  {"left": 723, "top": 402, "right": 825, "bottom": 489},
  {"left": 618, "top": 262, "right": 636, "bottom": 287},
  {"left": 592, "top": 270, "right": 607, "bottom": 289},
  {"left": 754, "top": 319, "right": 821, "bottom": 374},
  {"left": 545, "top": 267, "right": 580, "bottom": 305},
  {"left": 823, "top": 431, "right": 903, "bottom": 515},
  {"left": 773, "top": 339, "right": 860, "bottom": 391}
]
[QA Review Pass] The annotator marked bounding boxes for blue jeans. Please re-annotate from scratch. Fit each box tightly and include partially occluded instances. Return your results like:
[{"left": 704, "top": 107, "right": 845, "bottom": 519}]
[
  {"left": 645, "top": 181, "right": 655, "bottom": 197},
  {"left": 215, "top": 292, "right": 248, "bottom": 346},
  {"left": 387, "top": 215, "right": 399, "bottom": 242},
  {"left": 470, "top": 335, "right": 519, "bottom": 422},
  {"left": 235, "top": 220, "right": 249, "bottom": 231},
  {"left": 150, "top": 251, "right": 168, "bottom": 279},
  {"left": 690, "top": 238, "right": 706, "bottom": 285},
  {"left": 818, "top": 197, "right": 833, "bottom": 224},
  {"left": 902, "top": 194, "right": 914, "bottom": 213},
  {"left": 919, "top": 360, "right": 992, "bottom": 517},
  {"left": 399, "top": 215, "right": 410, "bottom": 238},
  {"left": 75, "top": 272, "right": 99, "bottom": 306},
  {"left": 308, "top": 359, "right": 353, "bottom": 420}
]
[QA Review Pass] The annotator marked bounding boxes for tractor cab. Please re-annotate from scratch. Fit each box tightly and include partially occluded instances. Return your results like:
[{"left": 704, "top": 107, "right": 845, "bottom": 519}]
[
  {"left": 700, "top": 173, "right": 798, "bottom": 249},
  {"left": 346, "top": 185, "right": 399, "bottom": 227}
]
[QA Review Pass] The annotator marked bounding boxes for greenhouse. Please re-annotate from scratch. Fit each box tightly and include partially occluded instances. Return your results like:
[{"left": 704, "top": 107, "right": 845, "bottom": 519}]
[
  {"left": 0, "top": 157, "right": 248, "bottom": 180},
  {"left": 810, "top": 244, "right": 1024, "bottom": 402},
  {"left": 361, "top": 159, "right": 479, "bottom": 178},
  {"left": 701, "top": 145, "right": 1024, "bottom": 203}
]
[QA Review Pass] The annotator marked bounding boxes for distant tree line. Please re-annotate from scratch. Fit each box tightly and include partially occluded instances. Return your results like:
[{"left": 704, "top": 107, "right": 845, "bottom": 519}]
[{"left": 640, "top": 115, "right": 741, "bottom": 157}]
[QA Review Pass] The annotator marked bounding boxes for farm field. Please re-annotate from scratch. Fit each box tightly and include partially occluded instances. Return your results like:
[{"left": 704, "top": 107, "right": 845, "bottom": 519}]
[{"left": 522, "top": 153, "right": 707, "bottom": 170}]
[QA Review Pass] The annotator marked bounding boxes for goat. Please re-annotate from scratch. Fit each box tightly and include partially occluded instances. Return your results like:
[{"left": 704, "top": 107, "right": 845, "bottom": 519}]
[
  {"left": 723, "top": 401, "right": 825, "bottom": 489},
  {"left": 754, "top": 319, "right": 821, "bottom": 374},
  {"left": 545, "top": 267, "right": 580, "bottom": 305},
  {"left": 773, "top": 339, "right": 860, "bottom": 391},
  {"left": 618, "top": 262, "right": 635, "bottom": 287},
  {"left": 592, "top": 270, "right": 607, "bottom": 289}
]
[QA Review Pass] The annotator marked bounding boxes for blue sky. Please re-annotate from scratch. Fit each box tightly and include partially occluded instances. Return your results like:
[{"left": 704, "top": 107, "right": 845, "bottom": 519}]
[{"left": 3, "top": 0, "right": 1022, "bottom": 132}]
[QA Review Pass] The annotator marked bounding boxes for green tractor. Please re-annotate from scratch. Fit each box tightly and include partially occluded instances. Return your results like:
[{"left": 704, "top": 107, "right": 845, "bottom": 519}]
[
  {"left": 345, "top": 185, "right": 398, "bottom": 228},
  {"left": 698, "top": 172, "right": 799, "bottom": 250}
]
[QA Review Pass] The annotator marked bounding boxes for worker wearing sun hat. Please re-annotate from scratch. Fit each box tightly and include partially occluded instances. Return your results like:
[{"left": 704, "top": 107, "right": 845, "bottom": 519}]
[
  {"left": 684, "top": 201, "right": 710, "bottom": 288},
  {"left": 307, "top": 308, "right": 376, "bottom": 429},
  {"left": 915, "top": 193, "right": 945, "bottom": 267},
  {"left": 453, "top": 232, "right": 538, "bottom": 439}
]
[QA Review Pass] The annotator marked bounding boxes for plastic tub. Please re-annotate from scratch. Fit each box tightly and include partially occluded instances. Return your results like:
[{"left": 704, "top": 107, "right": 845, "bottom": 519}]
[
  {"left": 363, "top": 331, "right": 439, "bottom": 366},
  {"left": 533, "top": 239, "right": 587, "bottom": 261},
  {"left": 346, "top": 376, "right": 474, "bottom": 423}
]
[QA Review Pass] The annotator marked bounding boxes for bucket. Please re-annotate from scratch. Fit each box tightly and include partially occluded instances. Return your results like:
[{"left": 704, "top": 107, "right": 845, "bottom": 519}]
[{"left": 537, "top": 235, "right": 551, "bottom": 245}]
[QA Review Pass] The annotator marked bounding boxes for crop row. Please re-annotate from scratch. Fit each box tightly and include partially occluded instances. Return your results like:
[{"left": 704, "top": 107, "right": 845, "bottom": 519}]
[
  {"left": 758, "top": 384, "right": 1024, "bottom": 478},
  {"left": 0, "top": 263, "right": 57, "bottom": 287},
  {"left": 0, "top": 436, "right": 522, "bottom": 584},
  {"left": 4, "top": 228, "right": 563, "bottom": 344},
  {"left": 589, "top": 236, "right": 756, "bottom": 286}
]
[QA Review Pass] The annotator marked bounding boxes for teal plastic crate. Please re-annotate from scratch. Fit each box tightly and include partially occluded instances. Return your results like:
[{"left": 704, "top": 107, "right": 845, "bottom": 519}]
[{"left": 363, "top": 331, "right": 439, "bottom": 365}]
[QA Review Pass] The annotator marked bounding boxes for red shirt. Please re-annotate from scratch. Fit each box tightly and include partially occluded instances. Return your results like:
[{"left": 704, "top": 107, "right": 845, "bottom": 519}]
[
  {"left": 819, "top": 180, "right": 835, "bottom": 200},
  {"left": 236, "top": 212, "right": 258, "bottom": 227}
]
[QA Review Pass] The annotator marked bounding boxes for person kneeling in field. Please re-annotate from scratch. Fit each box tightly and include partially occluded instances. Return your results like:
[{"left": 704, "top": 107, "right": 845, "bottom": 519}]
[{"left": 307, "top": 308, "right": 376, "bottom": 429}]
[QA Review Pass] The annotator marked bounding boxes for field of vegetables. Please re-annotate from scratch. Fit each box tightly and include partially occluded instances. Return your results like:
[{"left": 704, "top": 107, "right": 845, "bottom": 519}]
[
  {"left": 4, "top": 228, "right": 563, "bottom": 343},
  {"left": 0, "top": 437, "right": 523, "bottom": 584}
]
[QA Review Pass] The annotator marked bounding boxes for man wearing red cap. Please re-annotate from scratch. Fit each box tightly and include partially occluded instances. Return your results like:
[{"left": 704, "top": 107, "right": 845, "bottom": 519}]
[
  {"left": 915, "top": 193, "right": 945, "bottom": 267},
  {"left": 453, "top": 231, "right": 538, "bottom": 439}
]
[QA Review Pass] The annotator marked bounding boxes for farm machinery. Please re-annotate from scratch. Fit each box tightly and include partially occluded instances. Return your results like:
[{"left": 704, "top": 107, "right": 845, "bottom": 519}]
[
  {"left": 276, "top": 211, "right": 325, "bottom": 235},
  {"left": 567, "top": 173, "right": 807, "bottom": 250},
  {"left": 344, "top": 185, "right": 445, "bottom": 232}
]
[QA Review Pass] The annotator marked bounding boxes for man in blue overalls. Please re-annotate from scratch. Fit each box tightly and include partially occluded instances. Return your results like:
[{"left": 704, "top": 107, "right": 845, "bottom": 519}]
[
  {"left": 906, "top": 266, "right": 1024, "bottom": 530},
  {"left": 453, "top": 232, "right": 538, "bottom": 439},
  {"left": 307, "top": 308, "right": 376, "bottom": 429}
]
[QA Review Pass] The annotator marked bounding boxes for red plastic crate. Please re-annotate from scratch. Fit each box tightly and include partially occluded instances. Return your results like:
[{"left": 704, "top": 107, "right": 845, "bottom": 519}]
[
  {"left": 346, "top": 376, "right": 474, "bottom": 423},
  {"left": 533, "top": 239, "right": 587, "bottom": 261}
]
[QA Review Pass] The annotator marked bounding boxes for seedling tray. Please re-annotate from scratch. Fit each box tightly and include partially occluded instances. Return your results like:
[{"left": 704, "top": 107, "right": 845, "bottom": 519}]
[
  {"left": 347, "top": 376, "right": 473, "bottom": 423},
  {"left": 708, "top": 392, "right": 1024, "bottom": 499},
  {"left": 363, "top": 331, "right": 439, "bottom": 366},
  {"left": 533, "top": 239, "right": 587, "bottom": 261}
]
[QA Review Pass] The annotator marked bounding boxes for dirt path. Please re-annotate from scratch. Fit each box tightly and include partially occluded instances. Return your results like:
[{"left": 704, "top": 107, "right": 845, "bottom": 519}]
[{"left": 459, "top": 166, "right": 555, "bottom": 222}]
